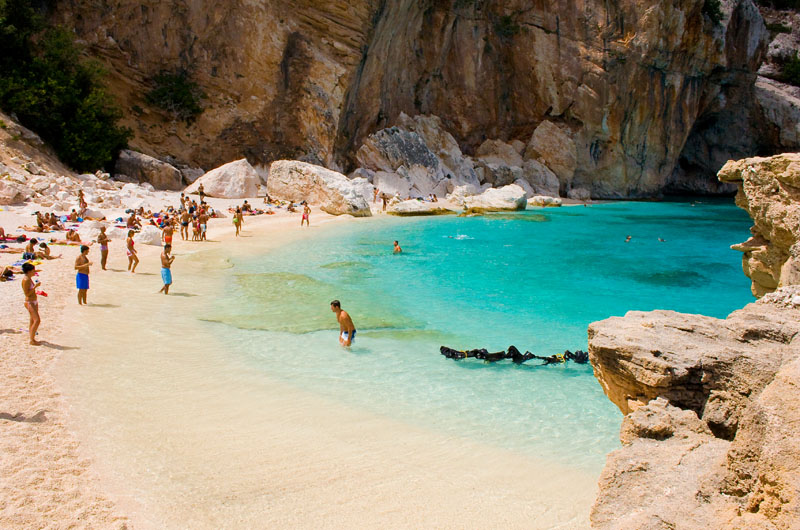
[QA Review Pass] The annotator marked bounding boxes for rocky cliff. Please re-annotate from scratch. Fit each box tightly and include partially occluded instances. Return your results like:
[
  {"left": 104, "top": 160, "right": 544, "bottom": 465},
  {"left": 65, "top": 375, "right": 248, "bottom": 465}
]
[
  {"left": 589, "top": 153, "right": 800, "bottom": 529},
  {"left": 48, "top": 0, "right": 788, "bottom": 197}
]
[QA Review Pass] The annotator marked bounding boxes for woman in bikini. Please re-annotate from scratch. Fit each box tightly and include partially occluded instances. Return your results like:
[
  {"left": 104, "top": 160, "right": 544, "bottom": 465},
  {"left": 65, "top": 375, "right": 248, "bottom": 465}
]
[
  {"left": 97, "top": 226, "right": 109, "bottom": 270},
  {"left": 233, "top": 207, "right": 242, "bottom": 236},
  {"left": 21, "top": 262, "right": 41, "bottom": 345},
  {"left": 126, "top": 230, "right": 139, "bottom": 273}
]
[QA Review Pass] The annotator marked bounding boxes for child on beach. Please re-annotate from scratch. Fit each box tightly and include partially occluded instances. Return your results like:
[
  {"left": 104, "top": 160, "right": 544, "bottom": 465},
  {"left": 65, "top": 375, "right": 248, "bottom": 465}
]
[
  {"left": 126, "top": 230, "right": 139, "bottom": 273},
  {"left": 21, "top": 262, "right": 41, "bottom": 345},
  {"left": 75, "top": 245, "right": 91, "bottom": 305}
]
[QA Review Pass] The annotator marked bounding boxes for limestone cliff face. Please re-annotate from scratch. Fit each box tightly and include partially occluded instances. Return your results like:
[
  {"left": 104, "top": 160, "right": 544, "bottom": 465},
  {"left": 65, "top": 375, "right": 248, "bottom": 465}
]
[{"left": 51, "top": 0, "right": 770, "bottom": 197}]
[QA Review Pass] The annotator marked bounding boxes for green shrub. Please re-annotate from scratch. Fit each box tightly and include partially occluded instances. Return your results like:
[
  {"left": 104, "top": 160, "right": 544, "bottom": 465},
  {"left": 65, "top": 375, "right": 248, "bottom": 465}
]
[
  {"left": 766, "top": 22, "right": 792, "bottom": 34},
  {"left": 0, "top": 0, "right": 131, "bottom": 172},
  {"left": 146, "top": 69, "right": 205, "bottom": 123},
  {"left": 780, "top": 53, "right": 800, "bottom": 87},
  {"left": 703, "top": 0, "right": 724, "bottom": 25}
]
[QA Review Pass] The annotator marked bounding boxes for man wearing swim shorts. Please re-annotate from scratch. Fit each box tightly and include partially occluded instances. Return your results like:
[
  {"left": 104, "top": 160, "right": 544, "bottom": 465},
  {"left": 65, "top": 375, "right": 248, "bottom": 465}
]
[
  {"left": 21, "top": 262, "right": 41, "bottom": 345},
  {"left": 159, "top": 244, "right": 176, "bottom": 295},
  {"left": 75, "top": 245, "right": 91, "bottom": 305},
  {"left": 180, "top": 211, "right": 191, "bottom": 240},
  {"left": 162, "top": 219, "right": 174, "bottom": 246},
  {"left": 330, "top": 300, "right": 356, "bottom": 347},
  {"left": 198, "top": 211, "right": 209, "bottom": 241}
]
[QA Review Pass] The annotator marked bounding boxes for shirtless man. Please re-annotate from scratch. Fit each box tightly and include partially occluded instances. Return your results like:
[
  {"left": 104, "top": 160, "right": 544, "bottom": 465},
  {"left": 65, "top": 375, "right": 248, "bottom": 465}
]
[
  {"left": 66, "top": 229, "right": 81, "bottom": 243},
  {"left": 75, "top": 245, "right": 91, "bottom": 305},
  {"left": 301, "top": 203, "right": 311, "bottom": 227},
  {"left": 393, "top": 240, "right": 402, "bottom": 254},
  {"left": 21, "top": 262, "right": 41, "bottom": 345},
  {"left": 23, "top": 238, "right": 38, "bottom": 260},
  {"left": 330, "top": 300, "right": 356, "bottom": 347},
  {"left": 162, "top": 219, "right": 174, "bottom": 247},
  {"left": 198, "top": 183, "right": 205, "bottom": 203},
  {"left": 97, "top": 226, "right": 109, "bottom": 270},
  {"left": 198, "top": 211, "right": 209, "bottom": 241},
  {"left": 180, "top": 210, "right": 191, "bottom": 240},
  {"left": 159, "top": 244, "right": 176, "bottom": 295},
  {"left": 126, "top": 212, "right": 140, "bottom": 230}
]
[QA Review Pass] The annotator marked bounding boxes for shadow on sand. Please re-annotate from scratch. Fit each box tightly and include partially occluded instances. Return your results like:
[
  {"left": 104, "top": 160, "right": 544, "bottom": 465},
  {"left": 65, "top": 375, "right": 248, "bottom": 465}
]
[{"left": 0, "top": 410, "right": 47, "bottom": 423}]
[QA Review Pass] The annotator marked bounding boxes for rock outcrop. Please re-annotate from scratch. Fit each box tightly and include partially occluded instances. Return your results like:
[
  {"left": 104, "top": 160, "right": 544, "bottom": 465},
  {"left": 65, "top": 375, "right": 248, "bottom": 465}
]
[
  {"left": 590, "top": 152, "right": 800, "bottom": 529},
  {"left": 185, "top": 159, "right": 261, "bottom": 199},
  {"left": 267, "top": 160, "right": 371, "bottom": 217},
  {"left": 462, "top": 184, "right": 527, "bottom": 213},
  {"left": 114, "top": 149, "right": 183, "bottom": 190},
  {"left": 718, "top": 153, "right": 800, "bottom": 297},
  {"left": 386, "top": 200, "right": 455, "bottom": 216},
  {"left": 51, "top": 0, "right": 774, "bottom": 197}
]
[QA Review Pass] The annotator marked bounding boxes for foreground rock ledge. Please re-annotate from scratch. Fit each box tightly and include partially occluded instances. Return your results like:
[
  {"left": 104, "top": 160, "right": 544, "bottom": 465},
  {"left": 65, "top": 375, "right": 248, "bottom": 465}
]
[{"left": 589, "top": 288, "right": 800, "bottom": 529}]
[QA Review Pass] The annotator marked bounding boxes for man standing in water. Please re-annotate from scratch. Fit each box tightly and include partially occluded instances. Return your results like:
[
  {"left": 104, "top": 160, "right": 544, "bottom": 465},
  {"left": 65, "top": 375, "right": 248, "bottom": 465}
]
[
  {"left": 159, "top": 244, "right": 176, "bottom": 295},
  {"left": 75, "top": 245, "right": 91, "bottom": 305},
  {"left": 393, "top": 240, "right": 402, "bottom": 253},
  {"left": 330, "top": 300, "right": 356, "bottom": 347},
  {"left": 97, "top": 226, "right": 109, "bottom": 270},
  {"left": 21, "top": 262, "right": 41, "bottom": 345}
]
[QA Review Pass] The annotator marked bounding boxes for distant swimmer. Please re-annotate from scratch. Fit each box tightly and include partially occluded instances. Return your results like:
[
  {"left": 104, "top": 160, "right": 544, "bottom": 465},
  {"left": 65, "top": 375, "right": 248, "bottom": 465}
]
[
  {"left": 658, "top": 237, "right": 666, "bottom": 242},
  {"left": 625, "top": 235, "right": 632, "bottom": 243},
  {"left": 331, "top": 299, "right": 356, "bottom": 347},
  {"left": 393, "top": 240, "right": 402, "bottom": 253}
]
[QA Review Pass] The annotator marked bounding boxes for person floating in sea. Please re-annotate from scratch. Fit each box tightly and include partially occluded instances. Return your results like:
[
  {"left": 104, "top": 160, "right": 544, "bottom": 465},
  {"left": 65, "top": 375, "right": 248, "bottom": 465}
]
[
  {"left": 625, "top": 235, "right": 632, "bottom": 243},
  {"left": 159, "top": 244, "right": 175, "bottom": 295},
  {"left": 126, "top": 230, "right": 139, "bottom": 273},
  {"left": 97, "top": 226, "right": 109, "bottom": 270},
  {"left": 658, "top": 237, "right": 666, "bottom": 242},
  {"left": 21, "top": 262, "right": 41, "bottom": 345},
  {"left": 331, "top": 299, "right": 356, "bottom": 347},
  {"left": 75, "top": 245, "right": 91, "bottom": 305},
  {"left": 393, "top": 240, "right": 402, "bottom": 254},
  {"left": 301, "top": 202, "right": 310, "bottom": 227}
]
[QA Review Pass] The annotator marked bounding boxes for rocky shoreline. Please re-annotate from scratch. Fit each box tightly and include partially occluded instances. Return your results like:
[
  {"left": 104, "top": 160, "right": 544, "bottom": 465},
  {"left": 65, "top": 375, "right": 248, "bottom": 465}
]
[{"left": 589, "top": 153, "right": 800, "bottom": 529}]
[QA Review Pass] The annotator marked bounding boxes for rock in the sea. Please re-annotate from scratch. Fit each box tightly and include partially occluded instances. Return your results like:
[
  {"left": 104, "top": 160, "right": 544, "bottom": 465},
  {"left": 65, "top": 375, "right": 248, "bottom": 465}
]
[
  {"left": 185, "top": 159, "right": 261, "bottom": 199},
  {"left": 462, "top": 184, "right": 527, "bottom": 212},
  {"left": 115, "top": 150, "right": 183, "bottom": 191},
  {"left": 719, "top": 153, "right": 800, "bottom": 297},
  {"left": 386, "top": 199, "right": 455, "bottom": 216},
  {"left": 268, "top": 160, "right": 371, "bottom": 217},
  {"left": 567, "top": 187, "right": 591, "bottom": 201},
  {"left": 133, "top": 225, "right": 163, "bottom": 246},
  {"left": 528, "top": 195, "right": 562, "bottom": 208}
]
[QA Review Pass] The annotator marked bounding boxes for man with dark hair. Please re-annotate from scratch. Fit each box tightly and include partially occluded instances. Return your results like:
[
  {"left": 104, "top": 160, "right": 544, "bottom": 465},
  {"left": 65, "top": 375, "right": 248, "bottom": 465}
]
[
  {"left": 75, "top": 245, "right": 91, "bottom": 305},
  {"left": 393, "top": 240, "right": 402, "bottom": 254},
  {"left": 159, "top": 244, "right": 175, "bottom": 295},
  {"left": 21, "top": 262, "right": 41, "bottom": 345},
  {"left": 330, "top": 300, "right": 356, "bottom": 347}
]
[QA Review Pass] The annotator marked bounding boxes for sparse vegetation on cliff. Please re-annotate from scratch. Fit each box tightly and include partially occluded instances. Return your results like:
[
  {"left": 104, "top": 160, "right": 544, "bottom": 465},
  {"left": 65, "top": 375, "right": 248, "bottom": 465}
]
[
  {"left": 0, "top": 0, "right": 131, "bottom": 172},
  {"left": 703, "top": 0, "right": 724, "bottom": 25},
  {"left": 779, "top": 53, "right": 800, "bottom": 87},
  {"left": 146, "top": 69, "right": 205, "bottom": 124}
]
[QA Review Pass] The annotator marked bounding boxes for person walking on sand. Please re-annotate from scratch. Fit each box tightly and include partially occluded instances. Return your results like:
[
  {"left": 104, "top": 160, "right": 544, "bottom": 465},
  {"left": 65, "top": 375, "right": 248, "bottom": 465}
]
[
  {"left": 330, "top": 300, "right": 356, "bottom": 347},
  {"left": 97, "top": 226, "right": 109, "bottom": 270},
  {"left": 75, "top": 245, "right": 91, "bottom": 305},
  {"left": 233, "top": 207, "right": 243, "bottom": 236},
  {"left": 393, "top": 240, "right": 402, "bottom": 254},
  {"left": 301, "top": 203, "right": 310, "bottom": 227},
  {"left": 159, "top": 244, "right": 175, "bottom": 295},
  {"left": 126, "top": 230, "right": 139, "bottom": 273},
  {"left": 21, "top": 262, "right": 41, "bottom": 345}
]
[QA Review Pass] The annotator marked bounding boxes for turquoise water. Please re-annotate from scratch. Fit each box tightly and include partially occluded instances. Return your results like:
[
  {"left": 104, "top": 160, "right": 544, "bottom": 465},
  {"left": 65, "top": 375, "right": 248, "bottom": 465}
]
[{"left": 204, "top": 200, "right": 753, "bottom": 472}]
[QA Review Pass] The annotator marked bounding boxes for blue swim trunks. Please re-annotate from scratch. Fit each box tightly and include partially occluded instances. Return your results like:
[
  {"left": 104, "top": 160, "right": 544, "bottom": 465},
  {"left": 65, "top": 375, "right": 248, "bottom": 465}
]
[
  {"left": 76, "top": 273, "right": 89, "bottom": 290},
  {"left": 341, "top": 330, "right": 356, "bottom": 344},
  {"left": 161, "top": 268, "right": 172, "bottom": 285}
]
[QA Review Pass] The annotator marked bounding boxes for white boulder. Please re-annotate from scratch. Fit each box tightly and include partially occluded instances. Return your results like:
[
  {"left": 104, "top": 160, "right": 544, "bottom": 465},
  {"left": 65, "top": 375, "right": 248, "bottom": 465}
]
[
  {"left": 463, "top": 184, "right": 527, "bottom": 212},
  {"left": 268, "top": 160, "right": 371, "bottom": 217},
  {"left": 185, "top": 159, "right": 261, "bottom": 199},
  {"left": 387, "top": 200, "right": 455, "bottom": 216},
  {"left": 134, "top": 225, "right": 163, "bottom": 246},
  {"left": 446, "top": 184, "right": 481, "bottom": 204},
  {"left": 529, "top": 195, "right": 563, "bottom": 207}
]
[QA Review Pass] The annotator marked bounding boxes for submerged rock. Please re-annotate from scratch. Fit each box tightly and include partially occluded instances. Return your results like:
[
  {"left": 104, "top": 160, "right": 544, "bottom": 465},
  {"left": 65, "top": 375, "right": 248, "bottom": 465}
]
[{"left": 268, "top": 160, "right": 371, "bottom": 217}]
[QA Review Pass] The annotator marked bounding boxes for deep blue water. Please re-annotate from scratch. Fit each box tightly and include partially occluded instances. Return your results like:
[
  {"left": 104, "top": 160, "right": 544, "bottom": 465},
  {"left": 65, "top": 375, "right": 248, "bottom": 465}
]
[{"left": 205, "top": 200, "right": 753, "bottom": 471}]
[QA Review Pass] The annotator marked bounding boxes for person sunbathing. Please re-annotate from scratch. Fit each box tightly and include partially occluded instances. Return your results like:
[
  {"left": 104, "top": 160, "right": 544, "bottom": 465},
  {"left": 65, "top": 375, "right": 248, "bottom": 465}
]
[
  {"left": 126, "top": 213, "right": 141, "bottom": 230},
  {"left": 36, "top": 242, "right": 61, "bottom": 259},
  {"left": 0, "top": 226, "right": 5, "bottom": 239},
  {"left": 66, "top": 229, "right": 81, "bottom": 243},
  {"left": 69, "top": 209, "right": 79, "bottom": 222}
]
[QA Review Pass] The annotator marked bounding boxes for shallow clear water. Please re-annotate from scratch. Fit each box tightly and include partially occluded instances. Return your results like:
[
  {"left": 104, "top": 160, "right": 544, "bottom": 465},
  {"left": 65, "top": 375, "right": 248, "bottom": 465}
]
[{"left": 203, "top": 200, "right": 754, "bottom": 472}]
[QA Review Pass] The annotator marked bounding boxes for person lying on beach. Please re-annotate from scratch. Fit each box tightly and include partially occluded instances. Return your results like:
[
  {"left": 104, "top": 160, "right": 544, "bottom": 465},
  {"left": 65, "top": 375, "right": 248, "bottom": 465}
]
[
  {"left": 126, "top": 230, "right": 139, "bottom": 273},
  {"left": 2, "top": 265, "right": 21, "bottom": 280},
  {"left": 330, "top": 300, "right": 356, "bottom": 347},
  {"left": 66, "top": 229, "right": 81, "bottom": 243},
  {"left": 46, "top": 213, "right": 62, "bottom": 230},
  {"left": 287, "top": 203, "right": 297, "bottom": 213},
  {"left": 126, "top": 213, "right": 141, "bottom": 230},
  {"left": 37, "top": 242, "right": 61, "bottom": 260},
  {"left": 22, "top": 262, "right": 41, "bottom": 345},
  {"left": 0, "top": 226, "right": 5, "bottom": 239}
]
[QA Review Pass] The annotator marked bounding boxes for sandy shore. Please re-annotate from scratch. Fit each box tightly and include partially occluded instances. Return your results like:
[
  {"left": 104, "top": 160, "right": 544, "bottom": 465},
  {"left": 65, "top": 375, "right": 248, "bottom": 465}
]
[{"left": 1, "top": 198, "right": 597, "bottom": 529}]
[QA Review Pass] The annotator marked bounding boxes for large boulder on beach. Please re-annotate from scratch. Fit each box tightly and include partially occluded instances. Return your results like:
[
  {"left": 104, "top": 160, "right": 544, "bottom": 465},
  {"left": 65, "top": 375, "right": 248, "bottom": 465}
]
[
  {"left": 387, "top": 200, "right": 455, "bottom": 216},
  {"left": 133, "top": 225, "right": 163, "bottom": 246},
  {"left": 115, "top": 150, "right": 183, "bottom": 191},
  {"left": 0, "top": 179, "right": 33, "bottom": 205},
  {"left": 463, "top": 184, "right": 527, "bottom": 212},
  {"left": 268, "top": 160, "right": 371, "bottom": 217},
  {"left": 185, "top": 159, "right": 261, "bottom": 199}
]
